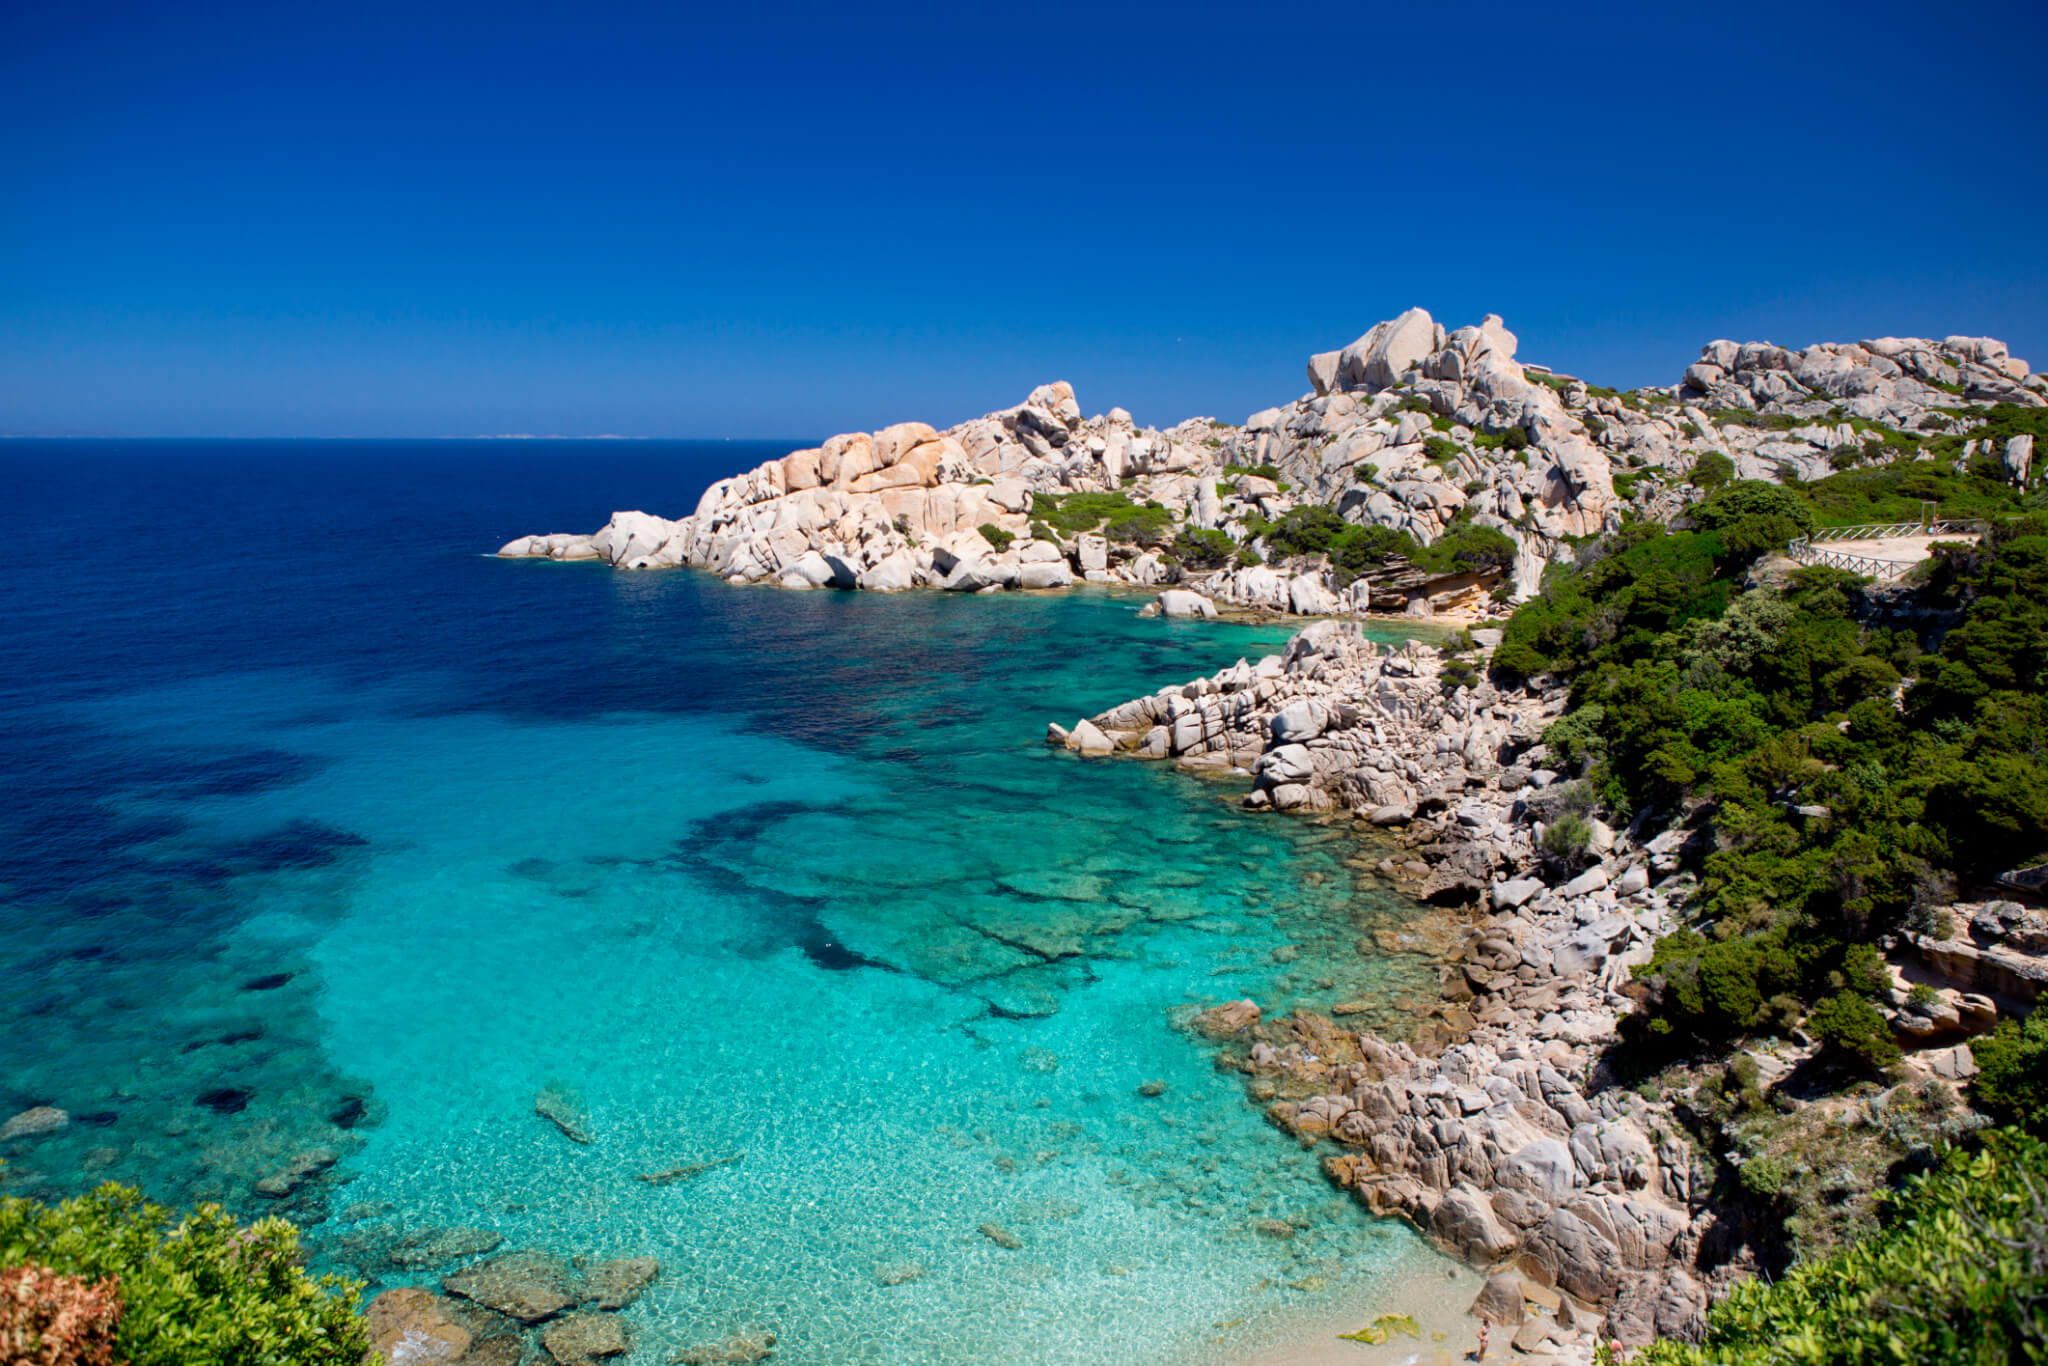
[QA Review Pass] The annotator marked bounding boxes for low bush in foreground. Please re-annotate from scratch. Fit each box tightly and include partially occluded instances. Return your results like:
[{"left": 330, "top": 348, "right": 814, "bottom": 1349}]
[
  {"left": 0, "top": 1185, "right": 369, "bottom": 1366},
  {"left": 1626, "top": 1131, "right": 2048, "bottom": 1366}
]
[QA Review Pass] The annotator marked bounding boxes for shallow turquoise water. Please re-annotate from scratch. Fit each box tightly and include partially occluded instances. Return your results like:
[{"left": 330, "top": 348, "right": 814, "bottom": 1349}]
[{"left": 0, "top": 442, "right": 1448, "bottom": 1365}]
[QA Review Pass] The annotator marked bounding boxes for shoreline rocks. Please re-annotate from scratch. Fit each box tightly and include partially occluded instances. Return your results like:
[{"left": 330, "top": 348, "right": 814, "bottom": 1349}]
[{"left": 1069, "top": 620, "right": 1711, "bottom": 1348}]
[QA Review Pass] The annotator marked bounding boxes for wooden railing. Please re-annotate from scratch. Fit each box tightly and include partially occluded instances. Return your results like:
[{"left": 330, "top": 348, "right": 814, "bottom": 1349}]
[
  {"left": 1804, "top": 519, "right": 1990, "bottom": 543},
  {"left": 1785, "top": 519, "right": 1989, "bottom": 582}
]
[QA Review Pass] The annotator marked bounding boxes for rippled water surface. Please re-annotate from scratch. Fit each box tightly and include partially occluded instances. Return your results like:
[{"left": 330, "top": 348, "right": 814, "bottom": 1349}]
[{"left": 0, "top": 441, "right": 1448, "bottom": 1364}]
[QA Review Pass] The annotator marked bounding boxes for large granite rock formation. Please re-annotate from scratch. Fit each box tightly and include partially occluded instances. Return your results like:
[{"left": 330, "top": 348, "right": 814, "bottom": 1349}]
[{"left": 497, "top": 314, "right": 2043, "bottom": 615}]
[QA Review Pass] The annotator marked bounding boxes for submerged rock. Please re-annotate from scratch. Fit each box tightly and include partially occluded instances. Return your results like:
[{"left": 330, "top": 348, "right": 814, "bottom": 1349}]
[
  {"left": 365, "top": 1287, "right": 473, "bottom": 1365},
  {"left": 670, "top": 1331, "right": 776, "bottom": 1364},
  {"left": 1192, "top": 999, "right": 1261, "bottom": 1039},
  {"left": 541, "top": 1312, "right": 628, "bottom": 1364},
  {"left": 253, "top": 1146, "right": 339, "bottom": 1198},
  {"left": 978, "top": 1222, "right": 1023, "bottom": 1250},
  {"left": 583, "top": 1257, "right": 660, "bottom": 1310},
  {"left": 0, "top": 1107, "right": 69, "bottom": 1141},
  {"left": 443, "top": 1251, "right": 578, "bottom": 1323},
  {"left": 534, "top": 1084, "right": 593, "bottom": 1144},
  {"left": 390, "top": 1227, "right": 506, "bottom": 1270}
]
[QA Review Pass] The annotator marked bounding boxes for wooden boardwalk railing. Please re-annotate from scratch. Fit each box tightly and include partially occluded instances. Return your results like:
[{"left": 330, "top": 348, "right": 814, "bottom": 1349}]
[{"left": 1784, "top": 519, "right": 1989, "bottom": 582}]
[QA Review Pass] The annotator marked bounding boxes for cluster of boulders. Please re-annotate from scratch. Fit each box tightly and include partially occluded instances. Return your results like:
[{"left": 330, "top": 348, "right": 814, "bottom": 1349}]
[
  {"left": 1681, "top": 335, "right": 2039, "bottom": 421},
  {"left": 358, "top": 1246, "right": 722, "bottom": 1365},
  {"left": 496, "top": 382, "right": 1235, "bottom": 596},
  {"left": 1061, "top": 620, "right": 1558, "bottom": 845},
  {"left": 1244, "top": 310, "right": 1616, "bottom": 559}
]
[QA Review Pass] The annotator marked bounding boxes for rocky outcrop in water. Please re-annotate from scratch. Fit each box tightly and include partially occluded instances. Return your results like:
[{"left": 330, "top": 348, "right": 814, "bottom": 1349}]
[
  {"left": 497, "top": 383, "right": 1223, "bottom": 595},
  {"left": 496, "top": 315, "right": 2041, "bottom": 625}
]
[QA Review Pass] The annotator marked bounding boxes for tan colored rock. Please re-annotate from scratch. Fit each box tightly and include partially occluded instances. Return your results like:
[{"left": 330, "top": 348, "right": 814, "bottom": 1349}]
[
  {"left": 873, "top": 421, "right": 940, "bottom": 470},
  {"left": 540, "top": 1312, "right": 627, "bottom": 1364},
  {"left": 823, "top": 432, "right": 875, "bottom": 487},
  {"left": 1470, "top": 1272, "right": 1524, "bottom": 1326},
  {"left": 781, "top": 448, "right": 822, "bottom": 492},
  {"left": 1193, "top": 999, "right": 1261, "bottom": 1038},
  {"left": 442, "top": 1251, "right": 577, "bottom": 1323},
  {"left": 365, "top": 1287, "right": 473, "bottom": 1365},
  {"left": 583, "top": 1256, "right": 659, "bottom": 1310},
  {"left": 847, "top": 463, "right": 927, "bottom": 494}
]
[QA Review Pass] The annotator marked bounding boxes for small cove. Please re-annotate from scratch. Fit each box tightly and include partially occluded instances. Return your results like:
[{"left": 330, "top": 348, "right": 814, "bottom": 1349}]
[{"left": 0, "top": 440, "right": 1456, "bottom": 1365}]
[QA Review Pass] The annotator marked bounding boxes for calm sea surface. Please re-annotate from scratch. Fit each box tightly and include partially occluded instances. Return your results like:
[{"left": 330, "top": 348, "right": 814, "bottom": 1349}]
[{"left": 0, "top": 440, "right": 1448, "bottom": 1364}]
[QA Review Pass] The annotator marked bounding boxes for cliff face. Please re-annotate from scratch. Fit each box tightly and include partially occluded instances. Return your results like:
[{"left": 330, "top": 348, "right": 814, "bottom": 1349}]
[{"left": 496, "top": 313, "right": 2043, "bottom": 614}]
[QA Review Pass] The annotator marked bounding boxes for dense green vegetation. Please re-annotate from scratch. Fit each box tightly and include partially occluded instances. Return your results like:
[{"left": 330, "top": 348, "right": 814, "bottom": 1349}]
[
  {"left": 976, "top": 522, "right": 1014, "bottom": 551},
  {"left": 1495, "top": 443, "right": 2048, "bottom": 1359},
  {"left": 1628, "top": 1133, "right": 2048, "bottom": 1366},
  {"left": 1500, "top": 493, "right": 2045, "bottom": 1058},
  {"left": 1028, "top": 490, "right": 1175, "bottom": 544},
  {"left": 1168, "top": 526, "right": 1254, "bottom": 571},
  {"left": 0, "top": 1184, "right": 370, "bottom": 1365},
  {"left": 1245, "top": 505, "right": 1516, "bottom": 585},
  {"left": 1974, "top": 1013, "right": 2048, "bottom": 1134},
  {"left": 1221, "top": 462, "right": 1287, "bottom": 487}
]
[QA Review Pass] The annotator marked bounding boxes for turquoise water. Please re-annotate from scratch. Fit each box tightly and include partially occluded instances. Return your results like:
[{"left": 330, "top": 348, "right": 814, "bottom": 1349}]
[{"left": 0, "top": 442, "right": 1448, "bottom": 1364}]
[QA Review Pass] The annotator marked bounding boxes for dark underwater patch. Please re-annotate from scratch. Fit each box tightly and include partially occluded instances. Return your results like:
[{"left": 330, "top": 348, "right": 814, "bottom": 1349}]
[
  {"left": 195, "top": 1087, "right": 253, "bottom": 1114},
  {"left": 217, "top": 819, "right": 368, "bottom": 873}
]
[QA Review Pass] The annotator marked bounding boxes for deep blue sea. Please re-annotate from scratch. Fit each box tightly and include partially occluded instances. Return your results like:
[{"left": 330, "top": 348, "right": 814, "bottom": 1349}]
[{"left": 0, "top": 440, "right": 1455, "bottom": 1364}]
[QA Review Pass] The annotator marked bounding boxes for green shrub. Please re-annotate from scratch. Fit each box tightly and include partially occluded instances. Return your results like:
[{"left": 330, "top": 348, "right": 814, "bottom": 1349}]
[
  {"left": 1690, "top": 450, "right": 1735, "bottom": 491},
  {"left": 1412, "top": 522, "right": 1518, "bottom": 577},
  {"left": 1973, "top": 1012, "right": 2048, "bottom": 1134},
  {"left": 1422, "top": 436, "right": 1461, "bottom": 466},
  {"left": 1631, "top": 1132, "right": 2048, "bottom": 1366},
  {"left": 1439, "top": 658, "right": 1478, "bottom": 695},
  {"left": 1029, "top": 491, "right": 1152, "bottom": 537},
  {"left": 978, "top": 522, "right": 1015, "bottom": 551},
  {"left": 1806, "top": 990, "right": 1902, "bottom": 1071},
  {"left": 1260, "top": 506, "right": 1419, "bottom": 585},
  {"left": 1541, "top": 811, "right": 1594, "bottom": 868},
  {"left": 1103, "top": 501, "right": 1175, "bottom": 546},
  {"left": 1170, "top": 527, "right": 1236, "bottom": 571},
  {"left": 1738, "top": 1154, "right": 1790, "bottom": 1200},
  {"left": 0, "top": 1185, "right": 370, "bottom": 1366},
  {"left": 1690, "top": 479, "right": 1817, "bottom": 561}
]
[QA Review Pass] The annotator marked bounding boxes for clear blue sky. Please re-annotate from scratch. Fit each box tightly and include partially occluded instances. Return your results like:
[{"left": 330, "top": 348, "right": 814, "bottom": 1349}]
[{"left": 3, "top": 0, "right": 2044, "bottom": 437}]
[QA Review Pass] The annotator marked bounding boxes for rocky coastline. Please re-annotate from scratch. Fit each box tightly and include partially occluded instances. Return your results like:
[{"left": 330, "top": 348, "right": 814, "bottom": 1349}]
[
  {"left": 1057, "top": 624, "right": 1705, "bottom": 1355},
  {"left": 1049, "top": 606, "right": 2041, "bottom": 1359}
]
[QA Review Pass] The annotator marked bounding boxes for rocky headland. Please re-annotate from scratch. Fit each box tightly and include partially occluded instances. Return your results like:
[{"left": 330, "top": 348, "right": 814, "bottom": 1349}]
[{"left": 496, "top": 309, "right": 2042, "bottom": 620}]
